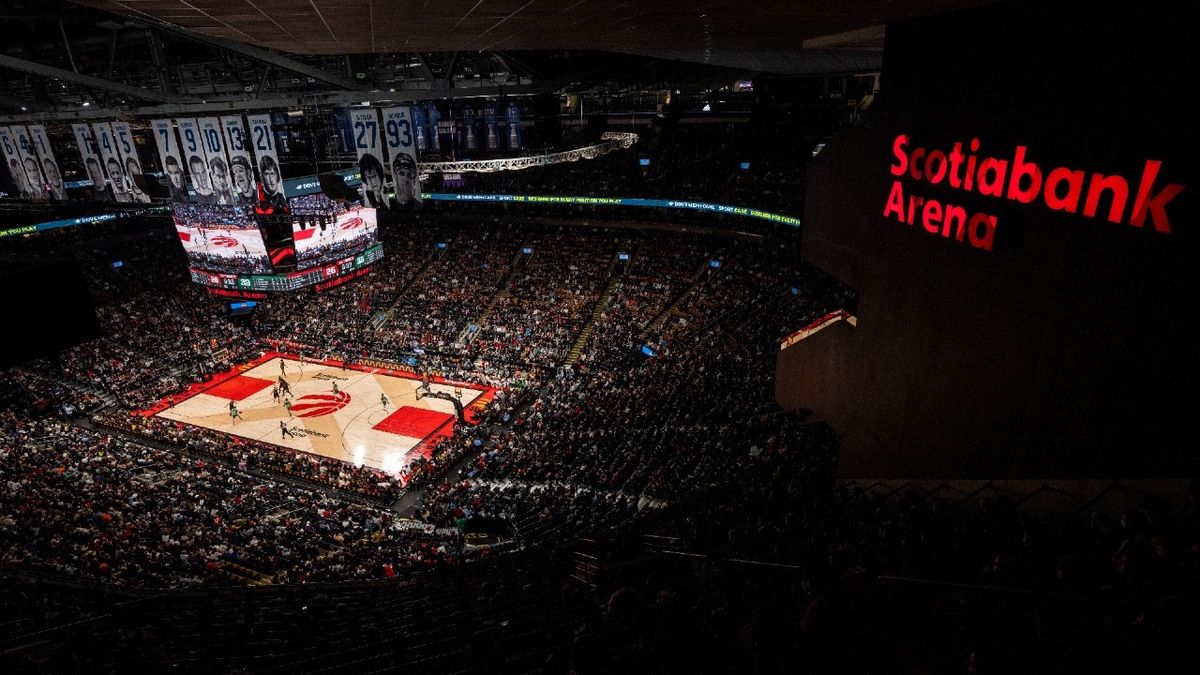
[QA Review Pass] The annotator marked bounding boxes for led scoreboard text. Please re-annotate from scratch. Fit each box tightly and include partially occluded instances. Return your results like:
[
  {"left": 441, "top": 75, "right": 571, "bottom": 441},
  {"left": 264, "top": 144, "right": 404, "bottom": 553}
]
[
  {"left": 885, "top": 134, "right": 1185, "bottom": 251},
  {"left": 190, "top": 244, "right": 383, "bottom": 292}
]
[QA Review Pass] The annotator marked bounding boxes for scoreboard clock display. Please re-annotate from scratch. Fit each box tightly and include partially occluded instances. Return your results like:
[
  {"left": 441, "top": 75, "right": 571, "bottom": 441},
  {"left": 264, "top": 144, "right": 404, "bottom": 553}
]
[{"left": 191, "top": 244, "right": 382, "bottom": 293}]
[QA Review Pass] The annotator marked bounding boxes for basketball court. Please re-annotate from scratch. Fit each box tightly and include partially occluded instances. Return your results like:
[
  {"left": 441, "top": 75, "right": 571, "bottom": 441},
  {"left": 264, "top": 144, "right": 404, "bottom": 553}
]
[{"left": 146, "top": 354, "right": 495, "bottom": 474}]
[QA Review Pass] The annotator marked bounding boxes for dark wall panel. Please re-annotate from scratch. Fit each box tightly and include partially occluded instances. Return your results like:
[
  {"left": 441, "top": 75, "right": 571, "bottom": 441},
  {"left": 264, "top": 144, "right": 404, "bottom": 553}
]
[
  {"left": 1, "top": 256, "right": 101, "bottom": 367},
  {"left": 790, "top": 1, "right": 1196, "bottom": 477}
]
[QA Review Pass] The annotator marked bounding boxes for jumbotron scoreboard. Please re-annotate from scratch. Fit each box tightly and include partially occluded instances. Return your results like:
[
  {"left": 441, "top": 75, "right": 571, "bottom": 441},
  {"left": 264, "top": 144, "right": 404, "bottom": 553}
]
[
  {"left": 190, "top": 243, "right": 383, "bottom": 294},
  {"left": 173, "top": 195, "right": 382, "bottom": 296}
]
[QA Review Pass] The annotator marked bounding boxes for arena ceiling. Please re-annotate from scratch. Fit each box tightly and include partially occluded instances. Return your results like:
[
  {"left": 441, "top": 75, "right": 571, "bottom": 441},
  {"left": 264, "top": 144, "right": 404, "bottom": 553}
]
[
  {"left": 71, "top": 0, "right": 992, "bottom": 69},
  {"left": 1, "top": 0, "right": 993, "bottom": 116}
]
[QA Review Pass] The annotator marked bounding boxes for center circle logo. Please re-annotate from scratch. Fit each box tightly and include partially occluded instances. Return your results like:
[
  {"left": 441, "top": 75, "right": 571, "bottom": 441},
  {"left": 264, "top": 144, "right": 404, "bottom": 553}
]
[
  {"left": 340, "top": 217, "right": 363, "bottom": 230},
  {"left": 290, "top": 390, "right": 351, "bottom": 417},
  {"left": 211, "top": 235, "right": 239, "bottom": 247}
]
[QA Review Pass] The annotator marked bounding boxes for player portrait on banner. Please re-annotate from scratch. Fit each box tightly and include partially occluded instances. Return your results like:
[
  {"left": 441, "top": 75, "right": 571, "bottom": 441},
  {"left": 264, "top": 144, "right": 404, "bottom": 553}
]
[
  {"left": 84, "top": 156, "right": 109, "bottom": 200},
  {"left": 42, "top": 158, "right": 66, "bottom": 200},
  {"left": 124, "top": 156, "right": 151, "bottom": 203},
  {"left": 391, "top": 153, "right": 421, "bottom": 206},
  {"left": 28, "top": 126, "right": 67, "bottom": 200},
  {"left": 230, "top": 155, "right": 255, "bottom": 206},
  {"left": 258, "top": 155, "right": 287, "bottom": 210},
  {"left": 21, "top": 156, "right": 45, "bottom": 198},
  {"left": 103, "top": 156, "right": 130, "bottom": 202},
  {"left": 6, "top": 156, "right": 30, "bottom": 197},
  {"left": 164, "top": 155, "right": 187, "bottom": 201},
  {"left": 188, "top": 154, "right": 216, "bottom": 204},
  {"left": 209, "top": 156, "right": 235, "bottom": 205},
  {"left": 358, "top": 154, "right": 389, "bottom": 210}
]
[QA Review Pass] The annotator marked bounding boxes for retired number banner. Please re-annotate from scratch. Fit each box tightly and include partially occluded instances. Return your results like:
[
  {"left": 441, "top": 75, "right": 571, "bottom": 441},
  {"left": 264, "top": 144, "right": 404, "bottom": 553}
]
[
  {"left": 176, "top": 118, "right": 215, "bottom": 204},
  {"left": 246, "top": 113, "right": 284, "bottom": 209},
  {"left": 92, "top": 123, "right": 132, "bottom": 202},
  {"left": 151, "top": 119, "right": 187, "bottom": 201},
  {"left": 349, "top": 108, "right": 388, "bottom": 209},
  {"left": 28, "top": 125, "right": 67, "bottom": 200},
  {"left": 71, "top": 123, "right": 108, "bottom": 197},
  {"left": 382, "top": 107, "right": 422, "bottom": 207},
  {"left": 221, "top": 115, "right": 255, "bottom": 205},
  {"left": 198, "top": 117, "right": 235, "bottom": 205},
  {"left": 0, "top": 127, "right": 34, "bottom": 198},
  {"left": 12, "top": 126, "right": 48, "bottom": 199},
  {"left": 111, "top": 121, "right": 150, "bottom": 202}
]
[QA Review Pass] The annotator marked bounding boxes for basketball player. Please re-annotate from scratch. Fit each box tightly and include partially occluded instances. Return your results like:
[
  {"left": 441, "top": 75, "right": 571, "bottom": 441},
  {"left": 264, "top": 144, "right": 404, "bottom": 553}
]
[
  {"left": 280, "top": 420, "right": 294, "bottom": 439},
  {"left": 283, "top": 398, "right": 293, "bottom": 417},
  {"left": 279, "top": 358, "right": 287, "bottom": 377},
  {"left": 380, "top": 392, "right": 389, "bottom": 409},
  {"left": 229, "top": 403, "right": 241, "bottom": 425},
  {"left": 331, "top": 381, "right": 339, "bottom": 395},
  {"left": 272, "top": 386, "right": 280, "bottom": 403}
]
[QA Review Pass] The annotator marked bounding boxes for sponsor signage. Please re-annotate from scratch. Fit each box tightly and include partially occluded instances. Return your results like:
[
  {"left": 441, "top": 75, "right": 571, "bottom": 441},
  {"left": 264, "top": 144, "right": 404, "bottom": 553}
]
[{"left": 885, "top": 134, "right": 1186, "bottom": 251}]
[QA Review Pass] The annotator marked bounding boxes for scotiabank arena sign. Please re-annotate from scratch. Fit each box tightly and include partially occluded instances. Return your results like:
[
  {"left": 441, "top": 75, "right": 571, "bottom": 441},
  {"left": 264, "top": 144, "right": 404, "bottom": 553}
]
[{"left": 884, "top": 135, "right": 1185, "bottom": 251}]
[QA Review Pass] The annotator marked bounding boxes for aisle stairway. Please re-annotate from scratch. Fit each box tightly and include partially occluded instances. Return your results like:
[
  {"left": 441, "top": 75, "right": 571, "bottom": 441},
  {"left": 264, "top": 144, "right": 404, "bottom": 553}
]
[
  {"left": 371, "top": 243, "right": 443, "bottom": 332},
  {"left": 564, "top": 253, "right": 630, "bottom": 366},
  {"left": 458, "top": 245, "right": 528, "bottom": 345},
  {"left": 641, "top": 257, "right": 714, "bottom": 338}
]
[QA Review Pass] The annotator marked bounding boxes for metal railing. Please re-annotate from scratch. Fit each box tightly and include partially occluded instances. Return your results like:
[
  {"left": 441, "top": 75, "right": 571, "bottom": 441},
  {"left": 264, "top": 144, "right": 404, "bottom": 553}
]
[{"left": 418, "top": 132, "right": 638, "bottom": 174}]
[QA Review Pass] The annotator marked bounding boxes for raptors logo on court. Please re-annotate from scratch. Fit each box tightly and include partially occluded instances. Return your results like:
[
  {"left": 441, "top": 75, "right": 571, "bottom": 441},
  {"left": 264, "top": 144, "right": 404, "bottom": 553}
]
[
  {"left": 289, "top": 391, "right": 351, "bottom": 417},
  {"left": 210, "top": 235, "right": 239, "bottom": 247},
  {"left": 340, "top": 216, "right": 364, "bottom": 230}
]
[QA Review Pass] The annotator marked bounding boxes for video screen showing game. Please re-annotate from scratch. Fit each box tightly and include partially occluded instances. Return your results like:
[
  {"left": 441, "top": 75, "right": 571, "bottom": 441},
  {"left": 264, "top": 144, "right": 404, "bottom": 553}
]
[
  {"left": 289, "top": 194, "right": 378, "bottom": 270},
  {"left": 172, "top": 203, "right": 272, "bottom": 275}
]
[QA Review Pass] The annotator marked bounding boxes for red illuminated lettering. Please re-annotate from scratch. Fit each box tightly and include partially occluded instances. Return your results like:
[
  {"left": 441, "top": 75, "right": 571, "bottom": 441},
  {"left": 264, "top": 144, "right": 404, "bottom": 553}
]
[
  {"left": 909, "top": 147, "right": 926, "bottom": 180},
  {"left": 948, "top": 143, "right": 966, "bottom": 188},
  {"left": 942, "top": 204, "right": 967, "bottom": 239},
  {"left": 1044, "top": 167, "right": 1084, "bottom": 213},
  {"left": 921, "top": 199, "right": 942, "bottom": 234},
  {"left": 977, "top": 157, "right": 1007, "bottom": 197},
  {"left": 1129, "top": 160, "right": 1185, "bottom": 233},
  {"left": 968, "top": 213, "right": 997, "bottom": 250},
  {"left": 924, "top": 150, "right": 948, "bottom": 184},
  {"left": 882, "top": 134, "right": 1183, "bottom": 251},
  {"left": 890, "top": 135, "right": 910, "bottom": 177},
  {"left": 883, "top": 181, "right": 906, "bottom": 221},
  {"left": 1083, "top": 173, "right": 1129, "bottom": 224},
  {"left": 1005, "top": 146, "right": 1042, "bottom": 204}
]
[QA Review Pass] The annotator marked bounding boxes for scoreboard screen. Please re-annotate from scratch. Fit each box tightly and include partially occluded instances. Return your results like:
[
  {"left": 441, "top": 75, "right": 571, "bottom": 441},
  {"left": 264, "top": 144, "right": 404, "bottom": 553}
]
[
  {"left": 172, "top": 203, "right": 272, "bottom": 275},
  {"left": 292, "top": 207, "right": 379, "bottom": 269},
  {"left": 190, "top": 244, "right": 383, "bottom": 293}
]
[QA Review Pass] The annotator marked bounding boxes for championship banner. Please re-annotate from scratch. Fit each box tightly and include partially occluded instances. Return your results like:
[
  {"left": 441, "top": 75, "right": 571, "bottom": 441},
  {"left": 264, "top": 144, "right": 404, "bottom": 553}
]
[
  {"left": 505, "top": 102, "right": 522, "bottom": 150},
  {"left": 92, "top": 123, "right": 130, "bottom": 202},
  {"left": 246, "top": 113, "right": 284, "bottom": 209},
  {"left": 411, "top": 105, "right": 428, "bottom": 152},
  {"left": 462, "top": 107, "right": 477, "bottom": 151},
  {"left": 0, "top": 127, "right": 33, "bottom": 198},
  {"left": 12, "top": 126, "right": 48, "bottom": 199},
  {"left": 111, "top": 121, "right": 151, "bottom": 203},
  {"left": 426, "top": 103, "right": 441, "bottom": 152},
  {"left": 28, "top": 125, "right": 67, "bottom": 200},
  {"left": 176, "top": 118, "right": 214, "bottom": 204},
  {"left": 151, "top": 119, "right": 187, "bottom": 201},
  {"left": 484, "top": 105, "right": 499, "bottom": 150},
  {"left": 221, "top": 115, "right": 255, "bottom": 205},
  {"left": 71, "top": 123, "right": 108, "bottom": 198},
  {"left": 198, "top": 117, "right": 234, "bottom": 205},
  {"left": 382, "top": 107, "right": 422, "bottom": 206},
  {"left": 349, "top": 108, "right": 387, "bottom": 209}
]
